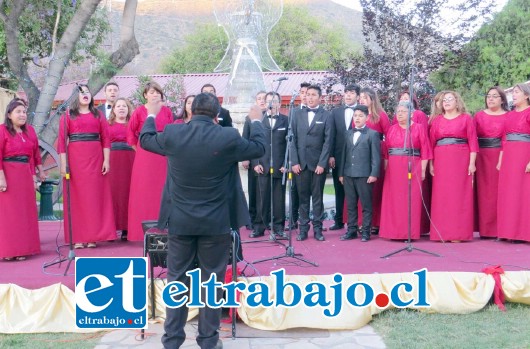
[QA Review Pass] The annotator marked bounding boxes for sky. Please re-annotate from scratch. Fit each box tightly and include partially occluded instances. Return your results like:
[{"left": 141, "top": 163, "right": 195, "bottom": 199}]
[{"left": 331, "top": 0, "right": 507, "bottom": 13}]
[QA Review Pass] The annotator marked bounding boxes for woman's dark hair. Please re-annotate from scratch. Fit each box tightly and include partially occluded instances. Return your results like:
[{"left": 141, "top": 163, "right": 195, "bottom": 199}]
[
  {"left": 69, "top": 84, "right": 100, "bottom": 119},
  {"left": 143, "top": 81, "right": 165, "bottom": 101},
  {"left": 400, "top": 90, "right": 420, "bottom": 110},
  {"left": 4, "top": 98, "right": 28, "bottom": 136},
  {"left": 183, "top": 95, "right": 196, "bottom": 122},
  {"left": 484, "top": 87, "right": 509, "bottom": 112},
  {"left": 108, "top": 97, "right": 133, "bottom": 125}
]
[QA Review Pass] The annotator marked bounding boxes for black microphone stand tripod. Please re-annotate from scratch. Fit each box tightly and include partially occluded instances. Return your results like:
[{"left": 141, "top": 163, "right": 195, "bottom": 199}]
[
  {"left": 253, "top": 92, "right": 318, "bottom": 267},
  {"left": 381, "top": 68, "right": 440, "bottom": 259},
  {"left": 43, "top": 86, "right": 81, "bottom": 275}
]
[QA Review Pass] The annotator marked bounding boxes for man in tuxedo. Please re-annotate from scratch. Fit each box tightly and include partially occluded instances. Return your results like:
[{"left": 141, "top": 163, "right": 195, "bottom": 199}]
[
  {"left": 140, "top": 93, "right": 266, "bottom": 349},
  {"left": 250, "top": 92, "right": 289, "bottom": 239},
  {"left": 329, "top": 84, "right": 360, "bottom": 230},
  {"left": 97, "top": 81, "right": 119, "bottom": 119},
  {"left": 201, "top": 83, "right": 233, "bottom": 127},
  {"left": 338, "top": 105, "right": 381, "bottom": 242},
  {"left": 286, "top": 82, "right": 311, "bottom": 231},
  {"left": 242, "top": 91, "right": 267, "bottom": 230},
  {"left": 291, "top": 85, "right": 332, "bottom": 241}
]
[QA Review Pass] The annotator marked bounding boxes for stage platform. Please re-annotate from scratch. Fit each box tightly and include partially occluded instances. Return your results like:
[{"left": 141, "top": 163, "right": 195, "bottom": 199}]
[{"left": 0, "top": 221, "right": 529, "bottom": 333}]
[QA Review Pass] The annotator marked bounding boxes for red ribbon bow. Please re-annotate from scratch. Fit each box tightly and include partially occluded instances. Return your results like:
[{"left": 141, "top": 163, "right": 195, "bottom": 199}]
[{"left": 482, "top": 265, "right": 506, "bottom": 311}]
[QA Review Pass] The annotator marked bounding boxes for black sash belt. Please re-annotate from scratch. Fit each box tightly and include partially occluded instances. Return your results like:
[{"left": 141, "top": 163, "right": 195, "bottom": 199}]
[
  {"left": 506, "top": 133, "right": 530, "bottom": 142},
  {"left": 388, "top": 148, "right": 420, "bottom": 157},
  {"left": 3, "top": 156, "right": 29, "bottom": 163},
  {"left": 436, "top": 137, "right": 467, "bottom": 146},
  {"left": 69, "top": 133, "right": 100, "bottom": 142},
  {"left": 111, "top": 142, "right": 134, "bottom": 151},
  {"left": 478, "top": 137, "right": 501, "bottom": 148}
]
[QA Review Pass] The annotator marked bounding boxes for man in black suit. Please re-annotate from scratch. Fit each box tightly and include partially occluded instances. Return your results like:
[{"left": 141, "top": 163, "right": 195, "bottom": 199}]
[
  {"left": 140, "top": 93, "right": 266, "bottom": 349},
  {"left": 201, "top": 83, "right": 233, "bottom": 127},
  {"left": 338, "top": 105, "right": 381, "bottom": 242},
  {"left": 291, "top": 85, "right": 332, "bottom": 241},
  {"left": 329, "top": 84, "right": 360, "bottom": 230},
  {"left": 242, "top": 91, "right": 267, "bottom": 230},
  {"left": 96, "top": 81, "right": 119, "bottom": 119},
  {"left": 286, "top": 82, "right": 311, "bottom": 230},
  {"left": 250, "top": 92, "right": 288, "bottom": 239}
]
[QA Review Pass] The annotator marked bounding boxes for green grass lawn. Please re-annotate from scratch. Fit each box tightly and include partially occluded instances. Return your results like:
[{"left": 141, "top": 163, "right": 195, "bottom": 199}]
[
  {"left": 323, "top": 183, "right": 335, "bottom": 195},
  {"left": 371, "top": 302, "right": 530, "bottom": 349},
  {"left": 0, "top": 332, "right": 106, "bottom": 349}
]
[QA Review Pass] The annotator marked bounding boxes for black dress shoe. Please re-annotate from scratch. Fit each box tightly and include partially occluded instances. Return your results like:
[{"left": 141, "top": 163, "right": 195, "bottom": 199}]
[
  {"left": 249, "top": 230, "right": 264, "bottom": 238},
  {"left": 296, "top": 231, "right": 308, "bottom": 241},
  {"left": 371, "top": 227, "right": 379, "bottom": 235},
  {"left": 329, "top": 223, "right": 344, "bottom": 231},
  {"left": 340, "top": 231, "right": 357, "bottom": 240},
  {"left": 361, "top": 233, "right": 370, "bottom": 242},
  {"left": 285, "top": 222, "right": 298, "bottom": 231},
  {"left": 314, "top": 231, "right": 325, "bottom": 241},
  {"left": 273, "top": 230, "right": 287, "bottom": 239}
]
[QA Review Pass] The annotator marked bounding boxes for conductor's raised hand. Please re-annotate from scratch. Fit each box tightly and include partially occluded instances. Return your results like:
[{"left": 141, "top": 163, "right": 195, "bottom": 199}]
[{"left": 248, "top": 105, "right": 263, "bottom": 122}]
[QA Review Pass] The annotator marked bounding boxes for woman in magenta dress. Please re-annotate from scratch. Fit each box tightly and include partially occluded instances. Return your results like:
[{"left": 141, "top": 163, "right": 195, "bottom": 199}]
[
  {"left": 58, "top": 85, "right": 116, "bottom": 248},
  {"left": 108, "top": 98, "right": 135, "bottom": 240},
  {"left": 380, "top": 102, "right": 432, "bottom": 240},
  {"left": 429, "top": 91, "right": 478, "bottom": 241},
  {"left": 357, "top": 87, "right": 390, "bottom": 233},
  {"left": 474, "top": 87, "right": 508, "bottom": 238},
  {"left": 394, "top": 91, "right": 429, "bottom": 133},
  {"left": 497, "top": 83, "right": 530, "bottom": 242},
  {"left": 127, "top": 81, "right": 174, "bottom": 241},
  {"left": 0, "top": 99, "right": 44, "bottom": 260}
]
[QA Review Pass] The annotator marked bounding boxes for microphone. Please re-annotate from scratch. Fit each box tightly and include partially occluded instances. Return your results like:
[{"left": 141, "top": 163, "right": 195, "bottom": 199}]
[
  {"left": 273, "top": 77, "right": 288, "bottom": 82},
  {"left": 75, "top": 83, "right": 83, "bottom": 93}
]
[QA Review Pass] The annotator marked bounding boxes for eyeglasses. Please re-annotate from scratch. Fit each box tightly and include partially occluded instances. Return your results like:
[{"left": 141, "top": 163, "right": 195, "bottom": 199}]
[
  {"left": 486, "top": 94, "right": 500, "bottom": 98},
  {"left": 442, "top": 97, "right": 455, "bottom": 102}
]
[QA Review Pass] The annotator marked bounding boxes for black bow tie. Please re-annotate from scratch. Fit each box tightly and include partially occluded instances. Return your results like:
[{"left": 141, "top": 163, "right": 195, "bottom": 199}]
[
  {"left": 268, "top": 114, "right": 278, "bottom": 119},
  {"left": 353, "top": 128, "right": 366, "bottom": 134},
  {"left": 307, "top": 108, "right": 319, "bottom": 113},
  {"left": 106, "top": 104, "right": 112, "bottom": 109}
]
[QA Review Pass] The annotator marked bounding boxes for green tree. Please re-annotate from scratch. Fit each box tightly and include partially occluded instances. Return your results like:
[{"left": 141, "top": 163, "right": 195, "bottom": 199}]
[
  {"left": 161, "top": 5, "right": 359, "bottom": 74},
  {"left": 161, "top": 24, "right": 228, "bottom": 74},
  {"left": 0, "top": 0, "right": 140, "bottom": 146},
  {"left": 431, "top": 0, "right": 530, "bottom": 112}
]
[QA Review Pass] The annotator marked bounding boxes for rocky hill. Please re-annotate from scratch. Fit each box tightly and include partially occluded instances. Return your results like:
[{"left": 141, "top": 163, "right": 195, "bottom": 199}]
[{"left": 106, "top": 0, "right": 363, "bottom": 75}]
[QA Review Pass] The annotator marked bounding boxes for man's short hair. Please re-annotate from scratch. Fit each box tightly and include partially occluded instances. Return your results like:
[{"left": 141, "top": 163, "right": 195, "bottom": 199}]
[
  {"left": 201, "top": 83, "right": 216, "bottom": 94},
  {"left": 105, "top": 81, "right": 119, "bottom": 91},
  {"left": 191, "top": 93, "right": 221, "bottom": 119},
  {"left": 255, "top": 90, "right": 267, "bottom": 98},
  {"left": 307, "top": 84, "right": 322, "bottom": 97},
  {"left": 265, "top": 91, "right": 281, "bottom": 101},
  {"left": 353, "top": 104, "right": 369, "bottom": 116},
  {"left": 344, "top": 84, "right": 360, "bottom": 95},
  {"left": 300, "top": 82, "right": 311, "bottom": 89}
]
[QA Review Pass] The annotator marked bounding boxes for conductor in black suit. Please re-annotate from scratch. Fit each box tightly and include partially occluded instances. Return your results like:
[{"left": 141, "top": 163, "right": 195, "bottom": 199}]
[
  {"left": 338, "top": 105, "right": 381, "bottom": 242},
  {"left": 329, "top": 84, "right": 360, "bottom": 230},
  {"left": 201, "top": 83, "right": 233, "bottom": 127},
  {"left": 140, "top": 93, "right": 266, "bottom": 349},
  {"left": 291, "top": 85, "right": 332, "bottom": 241},
  {"left": 250, "top": 91, "right": 288, "bottom": 238}
]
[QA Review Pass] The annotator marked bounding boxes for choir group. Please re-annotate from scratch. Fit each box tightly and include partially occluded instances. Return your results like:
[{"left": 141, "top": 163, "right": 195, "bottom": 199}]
[{"left": 1, "top": 80, "right": 529, "bottom": 261}]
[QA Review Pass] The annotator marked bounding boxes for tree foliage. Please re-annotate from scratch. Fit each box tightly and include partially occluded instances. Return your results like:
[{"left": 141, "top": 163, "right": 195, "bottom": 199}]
[
  {"left": 0, "top": 0, "right": 109, "bottom": 89},
  {"left": 326, "top": 0, "right": 497, "bottom": 115},
  {"left": 161, "top": 5, "right": 359, "bottom": 74},
  {"left": 431, "top": 0, "right": 530, "bottom": 112}
]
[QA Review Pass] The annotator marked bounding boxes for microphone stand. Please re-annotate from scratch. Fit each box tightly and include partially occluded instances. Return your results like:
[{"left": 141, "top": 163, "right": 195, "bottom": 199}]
[
  {"left": 253, "top": 92, "right": 318, "bottom": 267},
  {"left": 381, "top": 68, "right": 440, "bottom": 259},
  {"left": 43, "top": 87, "right": 80, "bottom": 275}
]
